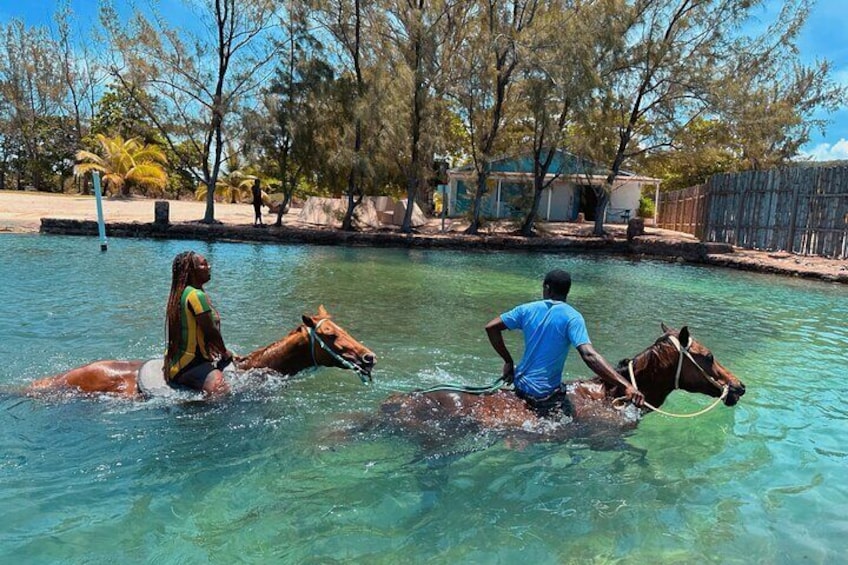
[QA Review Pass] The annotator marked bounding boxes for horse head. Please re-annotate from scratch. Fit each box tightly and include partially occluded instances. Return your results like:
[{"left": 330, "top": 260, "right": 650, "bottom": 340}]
[
  {"left": 656, "top": 323, "right": 746, "bottom": 406},
  {"left": 302, "top": 305, "right": 376, "bottom": 382}
]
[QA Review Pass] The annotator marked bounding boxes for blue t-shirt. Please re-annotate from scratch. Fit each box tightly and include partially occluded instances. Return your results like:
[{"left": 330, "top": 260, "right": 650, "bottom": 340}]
[{"left": 500, "top": 299, "right": 591, "bottom": 398}]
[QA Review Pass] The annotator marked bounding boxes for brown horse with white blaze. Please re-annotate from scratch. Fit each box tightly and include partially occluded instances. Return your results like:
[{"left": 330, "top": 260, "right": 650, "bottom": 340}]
[
  {"left": 379, "top": 325, "right": 744, "bottom": 434},
  {"left": 25, "top": 306, "right": 376, "bottom": 399}
]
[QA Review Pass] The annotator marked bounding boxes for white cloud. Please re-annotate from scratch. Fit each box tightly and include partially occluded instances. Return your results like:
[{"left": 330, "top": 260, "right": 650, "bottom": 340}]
[{"left": 802, "top": 139, "right": 848, "bottom": 161}]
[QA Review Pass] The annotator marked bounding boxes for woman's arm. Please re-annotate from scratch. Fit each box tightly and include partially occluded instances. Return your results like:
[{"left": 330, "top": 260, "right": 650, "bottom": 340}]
[{"left": 196, "top": 311, "right": 231, "bottom": 361}]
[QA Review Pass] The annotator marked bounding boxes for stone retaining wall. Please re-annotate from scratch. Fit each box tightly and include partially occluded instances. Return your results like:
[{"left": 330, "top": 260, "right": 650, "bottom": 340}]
[{"left": 44, "top": 218, "right": 846, "bottom": 281}]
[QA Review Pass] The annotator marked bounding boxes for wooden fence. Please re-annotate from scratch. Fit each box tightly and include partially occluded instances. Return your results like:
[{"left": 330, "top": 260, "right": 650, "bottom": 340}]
[
  {"left": 656, "top": 167, "right": 848, "bottom": 259},
  {"left": 656, "top": 184, "right": 708, "bottom": 238}
]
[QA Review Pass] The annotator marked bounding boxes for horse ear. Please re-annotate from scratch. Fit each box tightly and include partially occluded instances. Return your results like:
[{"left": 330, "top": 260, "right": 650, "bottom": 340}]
[
  {"left": 679, "top": 326, "right": 691, "bottom": 348},
  {"left": 661, "top": 322, "right": 671, "bottom": 333},
  {"left": 318, "top": 304, "right": 329, "bottom": 317},
  {"left": 302, "top": 315, "right": 315, "bottom": 328}
]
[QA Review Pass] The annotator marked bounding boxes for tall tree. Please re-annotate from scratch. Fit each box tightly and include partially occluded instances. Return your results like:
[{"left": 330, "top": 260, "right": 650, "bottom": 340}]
[
  {"left": 711, "top": 1, "right": 845, "bottom": 170},
  {"left": 0, "top": 20, "right": 68, "bottom": 190},
  {"left": 102, "top": 0, "right": 278, "bottom": 222},
  {"left": 313, "top": 0, "right": 368, "bottom": 231},
  {"left": 378, "top": 0, "right": 469, "bottom": 232},
  {"left": 515, "top": 0, "right": 614, "bottom": 235},
  {"left": 54, "top": 3, "right": 102, "bottom": 148},
  {"left": 575, "top": 0, "right": 844, "bottom": 235},
  {"left": 244, "top": 3, "right": 331, "bottom": 226},
  {"left": 448, "top": 0, "right": 540, "bottom": 235}
]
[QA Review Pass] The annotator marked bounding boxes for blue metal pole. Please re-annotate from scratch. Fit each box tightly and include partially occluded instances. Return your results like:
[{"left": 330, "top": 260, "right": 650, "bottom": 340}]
[{"left": 92, "top": 171, "right": 108, "bottom": 252}]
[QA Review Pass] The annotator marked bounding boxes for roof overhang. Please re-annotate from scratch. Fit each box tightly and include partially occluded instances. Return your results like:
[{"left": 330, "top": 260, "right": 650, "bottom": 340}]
[{"left": 447, "top": 171, "right": 661, "bottom": 186}]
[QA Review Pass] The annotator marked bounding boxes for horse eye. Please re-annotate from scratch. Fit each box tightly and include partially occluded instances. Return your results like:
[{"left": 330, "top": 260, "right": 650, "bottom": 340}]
[{"left": 706, "top": 354, "right": 714, "bottom": 364}]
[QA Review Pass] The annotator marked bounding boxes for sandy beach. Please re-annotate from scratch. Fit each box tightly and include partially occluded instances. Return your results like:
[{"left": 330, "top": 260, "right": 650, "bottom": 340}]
[
  {"left": 2, "top": 189, "right": 846, "bottom": 283},
  {"left": 0, "top": 190, "right": 263, "bottom": 232}
]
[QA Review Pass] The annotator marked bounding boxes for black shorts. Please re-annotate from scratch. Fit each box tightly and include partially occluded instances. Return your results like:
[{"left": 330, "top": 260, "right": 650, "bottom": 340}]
[
  {"left": 515, "top": 385, "right": 573, "bottom": 420},
  {"left": 171, "top": 360, "right": 217, "bottom": 391}
]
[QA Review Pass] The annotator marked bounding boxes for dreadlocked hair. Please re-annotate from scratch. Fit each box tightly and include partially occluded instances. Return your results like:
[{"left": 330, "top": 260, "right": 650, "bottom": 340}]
[{"left": 163, "top": 251, "right": 198, "bottom": 379}]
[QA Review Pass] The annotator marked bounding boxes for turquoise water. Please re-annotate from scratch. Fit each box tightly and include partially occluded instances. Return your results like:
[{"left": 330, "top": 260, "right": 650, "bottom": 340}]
[{"left": 1, "top": 234, "right": 846, "bottom": 563}]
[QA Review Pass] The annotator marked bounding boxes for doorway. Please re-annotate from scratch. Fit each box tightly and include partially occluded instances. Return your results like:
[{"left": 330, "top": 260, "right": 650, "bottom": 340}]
[{"left": 577, "top": 185, "right": 598, "bottom": 221}]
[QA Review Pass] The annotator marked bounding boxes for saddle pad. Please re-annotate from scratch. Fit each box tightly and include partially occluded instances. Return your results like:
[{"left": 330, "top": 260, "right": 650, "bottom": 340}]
[
  {"left": 137, "top": 358, "right": 182, "bottom": 398},
  {"left": 137, "top": 358, "right": 235, "bottom": 399}
]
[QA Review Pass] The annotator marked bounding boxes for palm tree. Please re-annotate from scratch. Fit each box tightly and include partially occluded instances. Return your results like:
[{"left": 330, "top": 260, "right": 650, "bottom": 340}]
[
  {"left": 195, "top": 170, "right": 256, "bottom": 203},
  {"left": 75, "top": 134, "right": 168, "bottom": 197}
]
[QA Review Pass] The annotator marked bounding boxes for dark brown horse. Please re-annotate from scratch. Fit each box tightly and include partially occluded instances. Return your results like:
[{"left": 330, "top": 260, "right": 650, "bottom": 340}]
[
  {"left": 25, "top": 306, "right": 376, "bottom": 399},
  {"left": 378, "top": 325, "right": 744, "bottom": 439}
]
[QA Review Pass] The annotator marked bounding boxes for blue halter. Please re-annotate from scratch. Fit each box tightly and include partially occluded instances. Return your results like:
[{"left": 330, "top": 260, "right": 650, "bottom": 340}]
[{"left": 308, "top": 318, "right": 370, "bottom": 384}]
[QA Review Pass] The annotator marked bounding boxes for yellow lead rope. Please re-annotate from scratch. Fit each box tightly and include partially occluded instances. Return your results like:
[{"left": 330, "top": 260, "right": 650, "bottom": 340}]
[{"left": 623, "top": 337, "right": 729, "bottom": 419}]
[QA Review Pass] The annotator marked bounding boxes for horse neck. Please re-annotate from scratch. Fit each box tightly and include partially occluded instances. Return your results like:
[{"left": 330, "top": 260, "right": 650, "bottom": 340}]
[
  {"left": 623, "top": 341, "right": 679, "bottom": 408},
  {"left": 236, "top": 327, "right": 314, "bottom": 375}
]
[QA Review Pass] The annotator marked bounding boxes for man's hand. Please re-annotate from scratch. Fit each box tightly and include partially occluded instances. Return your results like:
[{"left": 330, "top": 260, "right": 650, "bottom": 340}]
[
  {"left": 626, "top": 385, "right": 645, "bottom": 408},
  {"left": 501, "top": 361, "right": 515, "bottom": 384}
]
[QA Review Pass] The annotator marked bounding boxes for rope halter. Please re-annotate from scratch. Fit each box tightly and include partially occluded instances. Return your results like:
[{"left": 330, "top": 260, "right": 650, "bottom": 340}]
[
  {"left": 624, "top": 333, "right": 729, "bottom": 418},
  {"left": 308, "top": 318, "right": 371, "bottom": 384}
]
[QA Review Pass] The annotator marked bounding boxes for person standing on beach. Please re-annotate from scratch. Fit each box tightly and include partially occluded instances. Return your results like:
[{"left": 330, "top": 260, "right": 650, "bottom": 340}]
[{"left": 251, "top": 178, "right": 263, "bottom": 226}]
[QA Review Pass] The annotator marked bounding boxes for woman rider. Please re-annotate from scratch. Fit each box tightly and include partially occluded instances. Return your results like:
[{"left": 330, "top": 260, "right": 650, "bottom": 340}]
[{"left": 163, "top": 251, "right": 232, "bottom": 396}]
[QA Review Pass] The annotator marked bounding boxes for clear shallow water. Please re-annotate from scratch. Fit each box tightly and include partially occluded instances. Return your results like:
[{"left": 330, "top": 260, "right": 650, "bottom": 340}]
[{"left": 1, "top": 234, "right": 846, "bottom": 563}]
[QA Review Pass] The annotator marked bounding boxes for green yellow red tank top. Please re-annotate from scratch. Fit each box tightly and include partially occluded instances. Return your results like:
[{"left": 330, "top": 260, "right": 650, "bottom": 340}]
[{"left": 166, "top": 286, "right": 221, "bottom": 380}]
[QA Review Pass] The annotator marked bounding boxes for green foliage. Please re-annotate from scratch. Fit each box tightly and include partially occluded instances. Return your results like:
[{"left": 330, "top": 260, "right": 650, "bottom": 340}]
[
  {"left": 637, "top": 117, "right": 739, "bottom": 191},
  {"left": 0, "top": 0, "right": 843, "bottom": 224},
  {"left": 638, "top": 195, "right": 655, "bottom": 219},
  {"left": 90, "top": 85, "right": 161, "bottom": 145},
  {"left": 74, "top": 134, "right": 168, "bottom": 196}
]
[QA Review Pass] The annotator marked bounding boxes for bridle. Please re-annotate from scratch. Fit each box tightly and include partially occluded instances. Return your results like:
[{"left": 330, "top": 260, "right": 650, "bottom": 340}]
[
  {"left": 624, "top": 334, "right": 728, "bottom": 418},
  {"left": 308, "top": 318, "right": 371, "bottom": 384}
]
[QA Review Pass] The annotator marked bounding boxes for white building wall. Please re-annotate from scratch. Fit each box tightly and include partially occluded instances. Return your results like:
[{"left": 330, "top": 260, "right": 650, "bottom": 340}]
[
  {"left": 543, "top": 182, "right": 574, "bottom": 221},
  {"left": 607, "top": 181, "right": 642, "bottom": 222}
]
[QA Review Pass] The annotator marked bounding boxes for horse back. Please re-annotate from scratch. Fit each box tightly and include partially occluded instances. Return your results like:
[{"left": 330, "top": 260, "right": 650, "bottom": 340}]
[{"left": 26, "top": 360, "right": 143, "bottom": 397}]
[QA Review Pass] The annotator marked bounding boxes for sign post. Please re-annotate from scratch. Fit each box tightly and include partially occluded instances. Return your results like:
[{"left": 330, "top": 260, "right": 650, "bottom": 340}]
[{"left": 92, "top": 171, "right": 108, "bottom": 252}]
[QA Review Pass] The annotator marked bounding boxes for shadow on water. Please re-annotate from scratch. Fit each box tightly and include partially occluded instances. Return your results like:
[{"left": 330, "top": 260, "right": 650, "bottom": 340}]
[{"left": 321, "top": 396, "right": 651, "bottom": 472}]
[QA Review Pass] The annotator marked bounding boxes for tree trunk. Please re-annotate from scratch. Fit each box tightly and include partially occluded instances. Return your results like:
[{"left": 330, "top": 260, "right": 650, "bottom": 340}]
[
  {"left": 204, "top": 178, "right": 216, "bottom": 223},
  {"left": 402, "top": 178, "right": 417, "bottom": 233},
  {"left": 465, "top": 173, "right": 487, "bottom": 235},
  {"left": 520, "top": 180, "right": 544, "bottom": 236},
  {"left": 592, "top": 186, "right": 609, "bottom": 235}
]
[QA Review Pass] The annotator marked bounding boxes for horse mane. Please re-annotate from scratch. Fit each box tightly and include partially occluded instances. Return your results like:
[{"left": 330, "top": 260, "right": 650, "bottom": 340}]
[
  {"left": 613, "top": 334, "right": 679, "bottom": 390},
  {"left": 238, "top": 323, "right": 309, "bottom": 364}
]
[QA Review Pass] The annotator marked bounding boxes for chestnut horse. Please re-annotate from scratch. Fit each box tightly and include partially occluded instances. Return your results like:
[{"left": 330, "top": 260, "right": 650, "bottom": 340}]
[
  {"left": 25, "top": 306, "right": 376, "bottom": 399},
  {"left": 378, "top": 325, "right": 744, "bottom": 439}
]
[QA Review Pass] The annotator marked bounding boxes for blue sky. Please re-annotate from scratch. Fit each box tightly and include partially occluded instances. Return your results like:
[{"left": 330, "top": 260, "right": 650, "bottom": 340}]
[{"left": 1, "top": 0, "right": 846, "bottom": 160}]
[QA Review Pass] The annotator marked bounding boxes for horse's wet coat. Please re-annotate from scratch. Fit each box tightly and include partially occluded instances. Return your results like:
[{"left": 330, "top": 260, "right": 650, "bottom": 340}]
[
  {"left": 378, "top": 326, "right": 745, "bottom": 443},
  {"left": 25, "top": 306, "right": 375, "bottom": 399}
]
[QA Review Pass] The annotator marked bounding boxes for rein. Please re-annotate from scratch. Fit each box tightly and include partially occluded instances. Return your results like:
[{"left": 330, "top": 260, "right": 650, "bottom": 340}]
[
  {"left": 308, "top": 319, "right": 370, "bottom": 384},
  {"left": 623, "top": 334, "right": 728, "bottom": 418},
  {"left": 415, "top": 377, "right": 507, "bottom": 395}
]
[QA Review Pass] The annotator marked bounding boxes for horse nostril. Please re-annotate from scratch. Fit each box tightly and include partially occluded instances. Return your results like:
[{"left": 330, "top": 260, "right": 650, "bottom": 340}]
[{"left": 362, "top": 353, "right": 376, "bottom": 365}]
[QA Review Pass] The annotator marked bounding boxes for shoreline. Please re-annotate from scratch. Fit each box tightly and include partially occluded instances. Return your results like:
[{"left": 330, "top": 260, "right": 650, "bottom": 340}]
[
  {"left": 38, "top": 217, "right": 848, "bottom": 284},
  {"left": 1, "top": 191, "right": 846, "bottom": 284}
]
